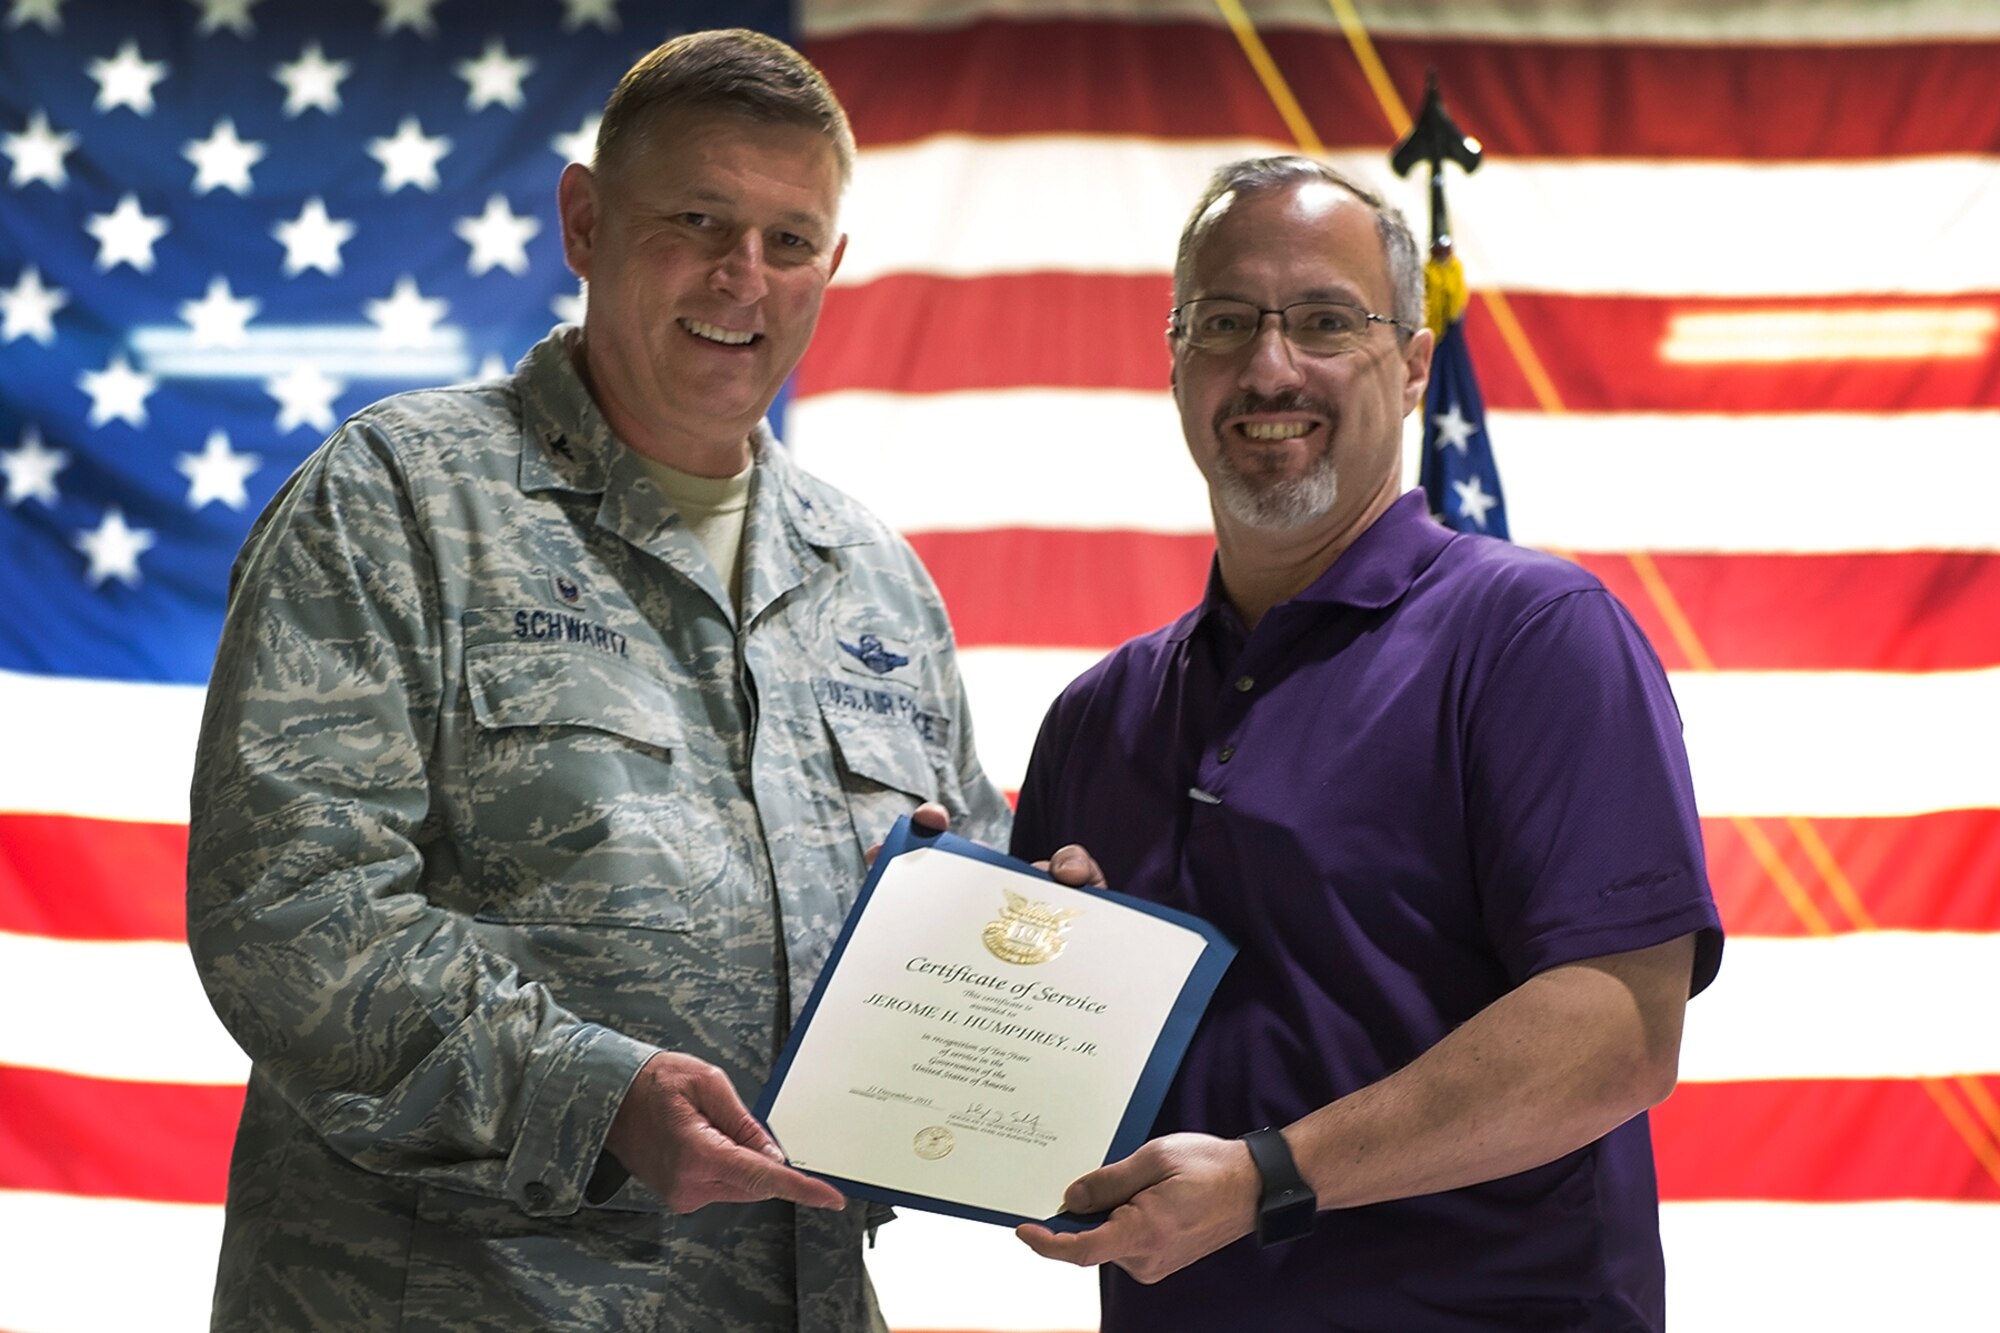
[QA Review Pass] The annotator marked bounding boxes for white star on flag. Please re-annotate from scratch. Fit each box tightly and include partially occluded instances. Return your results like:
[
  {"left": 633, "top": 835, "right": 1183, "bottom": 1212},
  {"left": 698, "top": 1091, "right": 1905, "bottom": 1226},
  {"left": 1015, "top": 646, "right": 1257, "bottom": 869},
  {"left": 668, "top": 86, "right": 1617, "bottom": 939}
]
[
  {"left": 176, "top": 430, "right": 260, "bottom": 509},
  {"left": 192, "top": 0, "right": 258, "bottom": 38},
  {"left": 552, "top": 288, "right": 586, "bottom": 326},
  {"left": 551, "top": 115, "right": 598, "bottom": 165},
  {"left": 88, "top": 40, "right": 170, "bottom": 115},
  {"left": 1450, "top": 475, "right": 1501, "bottom": 530},
  {"left": 1432, "top": 402, "right": 1480, "bottom": 454},
  {"left": 267, "top": 362, "right": 343, "bottom": 433},
  {"left": 5, "top": 0, "right": 63, "bottom": 34},
  {"left": 273, "top": 40, "right": 349, "bottom": 116},
  {"left": 4, "top": 109, "right": 77, "bottom": 188},
  {"left": 561, "top": 0, "right": 618, "bottom": 31},
  {"left": 2, "top": 425, "right": 68, "bottom": 506},
  {"left": 184, "top": 118, "right": 266, "bottom": 195},
  {"left": 456, "top": 195, "right": 541, "bottom": 275},
  {"left": 272, "top": 196, "right": 355, "bottom": 276},
  {"left": 79, "top": 353, "right": 157, "bottom": 428},
  {"left": 456, "top": 38, "right": 533, "bottom": 111},
  {"left": 86, "top": 193, "right": 169, "bottom": 272},
  {"left": 73, "top": 507, "right": 156, "bottom": 588},
  {"left": 376, "top": 0, "right": 440, "bottom": 38},
  {"left": 368, "top": 116, "right": 450, "bottom": 192},
  {"left": 2, "top": 265, "right": 67, "bottom": 344},
  {"left": 366, "top": 275, "right": 449, "bottom": 347},
  {"left": 179, "top": 275, "right": 260, "bottom": 348}
]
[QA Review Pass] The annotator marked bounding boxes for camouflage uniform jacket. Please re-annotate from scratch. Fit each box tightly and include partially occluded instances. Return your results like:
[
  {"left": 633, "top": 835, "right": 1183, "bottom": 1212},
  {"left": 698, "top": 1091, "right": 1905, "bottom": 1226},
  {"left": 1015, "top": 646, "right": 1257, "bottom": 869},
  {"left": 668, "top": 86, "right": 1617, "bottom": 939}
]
[{"left": 187, "top": 328, "right": 1012, "bottom": 1331}]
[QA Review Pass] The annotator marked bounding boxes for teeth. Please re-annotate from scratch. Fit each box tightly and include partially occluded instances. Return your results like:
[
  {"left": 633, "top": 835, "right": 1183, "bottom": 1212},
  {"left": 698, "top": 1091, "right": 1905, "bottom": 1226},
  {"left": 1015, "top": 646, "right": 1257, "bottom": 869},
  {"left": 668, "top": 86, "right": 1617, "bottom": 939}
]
[
  {"left": 1241, "top": 421, "right": 1311, "bottom": 441},
  {"left": 683, "top": 318, "right": 756, "bottom": 346}
]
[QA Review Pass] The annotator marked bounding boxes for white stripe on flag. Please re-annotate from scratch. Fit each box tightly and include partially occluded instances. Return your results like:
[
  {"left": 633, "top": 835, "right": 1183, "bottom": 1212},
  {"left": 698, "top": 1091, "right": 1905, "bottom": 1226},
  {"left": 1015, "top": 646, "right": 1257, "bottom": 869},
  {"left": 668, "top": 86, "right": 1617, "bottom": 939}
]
[
  {"left": 1670, "top": 666, "right": 2000, "bottom": 819},
  {"left": 787, "top": 394, "right": 2000, "bottom": 555},
  {"left": 837, "top": 136, "right": 2000, "bottom": 297},
  {"left": 861, "top": 1202, "right": 2000, "bottom": 1332},
  {"left": 0, "top": 933, "right": 249, "bottom": 1085},
  {"left": 0, "top": 1191, "right": 224, "bottom": 1333},
  {"left": 1661, "top": 1201, "right": 2000, "bottom": 1333},
  {"left": 868, "top": 1210, "right": 1102, "bottom": 1331},
  {"left": 1678, "top": 933, "right": 2000, "bottom": 1082},
  {"left": 14, "top": 655, "right": 1998, "bottom": 827},
  {"left": 789, "top": 389, "right": 1207, "bottom": 535},
  {"left": 16, "top": 914, "right": 2000, "bottom": 1086},
  {"left": 0, "top": 1188, "right": 1992, "bottom": 1333},
  {"left": 0, "top": 669, "right": 205, "bottom": 824},
  {"left": 1488, "top": 410, "right": 2000, "bottom": 555},
  {"left": 957, "top": 649, "right": 2000, "bottom": 819}
]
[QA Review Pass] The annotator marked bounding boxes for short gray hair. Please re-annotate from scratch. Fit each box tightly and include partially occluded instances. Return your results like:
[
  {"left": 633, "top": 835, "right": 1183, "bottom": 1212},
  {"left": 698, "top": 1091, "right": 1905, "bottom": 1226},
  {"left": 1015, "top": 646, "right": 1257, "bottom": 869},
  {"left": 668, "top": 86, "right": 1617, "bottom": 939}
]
[
  {"left": 594, "top": 28, "right": 855, "bottom": 187},
  {"left": 1172, "top": 156, "right": 1423, "bottom": 333}
]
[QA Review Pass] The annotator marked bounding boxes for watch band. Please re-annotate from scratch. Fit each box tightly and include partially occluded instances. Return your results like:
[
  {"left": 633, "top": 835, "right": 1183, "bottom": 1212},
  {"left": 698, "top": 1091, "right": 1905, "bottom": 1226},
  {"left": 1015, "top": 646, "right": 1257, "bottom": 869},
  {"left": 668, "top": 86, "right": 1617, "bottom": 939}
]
[{"left": 1240, "top": 1127, "right": 1317, "bottom": 1246}]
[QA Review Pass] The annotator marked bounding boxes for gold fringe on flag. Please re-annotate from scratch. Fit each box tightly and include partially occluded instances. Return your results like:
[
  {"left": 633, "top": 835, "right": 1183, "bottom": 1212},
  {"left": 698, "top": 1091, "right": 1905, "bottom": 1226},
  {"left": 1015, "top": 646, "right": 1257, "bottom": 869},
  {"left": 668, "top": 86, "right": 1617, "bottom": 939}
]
[{"left": 1424, "top": 253, "right": 1468, "bottom": 337}]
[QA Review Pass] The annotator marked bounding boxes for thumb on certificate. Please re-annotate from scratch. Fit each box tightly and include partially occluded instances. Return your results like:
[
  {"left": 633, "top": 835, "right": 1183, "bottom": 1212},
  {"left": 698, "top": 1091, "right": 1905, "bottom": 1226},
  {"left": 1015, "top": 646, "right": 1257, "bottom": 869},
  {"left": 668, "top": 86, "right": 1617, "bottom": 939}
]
[
  {"left": 866, "top": 802, "right": 951, "bottom": 868},
  {"left": 1046, "top": 844, "right": 1108, "bottom": 889}
]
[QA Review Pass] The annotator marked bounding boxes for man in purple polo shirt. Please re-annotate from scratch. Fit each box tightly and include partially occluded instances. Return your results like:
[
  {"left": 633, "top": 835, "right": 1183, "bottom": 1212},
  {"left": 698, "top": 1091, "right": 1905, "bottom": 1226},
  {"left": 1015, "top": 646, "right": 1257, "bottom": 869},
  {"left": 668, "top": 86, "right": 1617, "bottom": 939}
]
[{"left": 1009, "top": 157, "right": 1723, "bottom": 1330}]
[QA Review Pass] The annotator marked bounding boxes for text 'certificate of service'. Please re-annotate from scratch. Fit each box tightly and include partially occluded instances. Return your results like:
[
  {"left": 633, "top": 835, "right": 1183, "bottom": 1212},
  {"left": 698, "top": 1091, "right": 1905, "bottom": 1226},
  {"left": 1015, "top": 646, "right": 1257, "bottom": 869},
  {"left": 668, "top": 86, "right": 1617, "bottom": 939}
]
[{"left": 756, "top": 817, "right": 1235, "bottom": 1230}]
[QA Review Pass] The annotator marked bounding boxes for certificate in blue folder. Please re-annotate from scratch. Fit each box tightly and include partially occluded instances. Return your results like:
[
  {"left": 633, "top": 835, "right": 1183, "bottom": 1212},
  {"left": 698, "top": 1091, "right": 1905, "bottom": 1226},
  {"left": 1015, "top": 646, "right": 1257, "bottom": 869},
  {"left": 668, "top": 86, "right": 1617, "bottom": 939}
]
[{"left": 755, "top": 816, "right": 1236, "bottom": 1232}]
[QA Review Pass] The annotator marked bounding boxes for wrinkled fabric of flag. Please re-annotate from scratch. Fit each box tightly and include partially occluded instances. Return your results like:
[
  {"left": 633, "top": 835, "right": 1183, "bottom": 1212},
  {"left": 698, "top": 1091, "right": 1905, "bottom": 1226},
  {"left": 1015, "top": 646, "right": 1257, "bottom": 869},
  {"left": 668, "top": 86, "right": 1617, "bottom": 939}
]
[
  {"left": 5, "top": 1, "right": 2000, "bottom": 1331},
  {"left": 0, "top": 0, "right": 782, "bottom": 683}
]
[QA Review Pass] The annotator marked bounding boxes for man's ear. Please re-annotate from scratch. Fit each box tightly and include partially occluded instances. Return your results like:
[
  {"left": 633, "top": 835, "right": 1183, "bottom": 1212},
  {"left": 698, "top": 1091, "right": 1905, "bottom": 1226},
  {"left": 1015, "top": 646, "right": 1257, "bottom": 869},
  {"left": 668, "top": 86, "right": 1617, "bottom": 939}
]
[
  {"left": 828, "top": 233, "right": 848, "bottom": 282},
  {"left": 1400, "top": 326, "right": 1435, "bottom": 417},
  {"left": 556, "top": 161, "right": 598, "bottom": 280}
]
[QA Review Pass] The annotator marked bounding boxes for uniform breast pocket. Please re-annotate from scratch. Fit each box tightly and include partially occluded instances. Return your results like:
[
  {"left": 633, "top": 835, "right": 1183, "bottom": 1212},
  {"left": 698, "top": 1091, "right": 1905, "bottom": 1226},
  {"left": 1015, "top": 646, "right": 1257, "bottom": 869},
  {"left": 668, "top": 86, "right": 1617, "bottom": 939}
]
[
  {"left": 462, "top": 641, "right": 726, "bottom": 931},
  {"left": 818, "top": 692, "right": 944, "bottom": 854}
]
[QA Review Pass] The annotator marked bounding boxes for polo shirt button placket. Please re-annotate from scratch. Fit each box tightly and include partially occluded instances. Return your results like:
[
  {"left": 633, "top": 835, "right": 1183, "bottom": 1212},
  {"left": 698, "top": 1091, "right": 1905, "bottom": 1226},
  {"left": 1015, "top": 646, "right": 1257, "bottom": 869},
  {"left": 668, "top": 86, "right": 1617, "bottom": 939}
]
[{"left": 1217, "top": 744, "right": 1235, "bottom": 763}]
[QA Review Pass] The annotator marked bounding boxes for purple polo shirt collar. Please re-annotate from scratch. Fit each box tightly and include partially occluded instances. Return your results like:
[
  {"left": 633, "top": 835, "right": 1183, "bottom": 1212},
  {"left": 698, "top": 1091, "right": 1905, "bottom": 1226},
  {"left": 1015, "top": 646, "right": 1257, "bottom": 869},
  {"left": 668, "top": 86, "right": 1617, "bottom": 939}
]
[{"left": 1167, "top": 489, "right": 1449, "bottom": 644}]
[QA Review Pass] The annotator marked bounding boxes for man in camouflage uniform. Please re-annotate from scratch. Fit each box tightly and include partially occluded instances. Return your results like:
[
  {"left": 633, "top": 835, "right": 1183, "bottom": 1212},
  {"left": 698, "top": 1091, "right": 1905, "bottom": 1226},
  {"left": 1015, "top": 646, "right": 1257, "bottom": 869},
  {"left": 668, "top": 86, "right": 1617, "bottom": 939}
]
[{"left": 187, "top": 30, "right": 1009, "bottom": 1331}]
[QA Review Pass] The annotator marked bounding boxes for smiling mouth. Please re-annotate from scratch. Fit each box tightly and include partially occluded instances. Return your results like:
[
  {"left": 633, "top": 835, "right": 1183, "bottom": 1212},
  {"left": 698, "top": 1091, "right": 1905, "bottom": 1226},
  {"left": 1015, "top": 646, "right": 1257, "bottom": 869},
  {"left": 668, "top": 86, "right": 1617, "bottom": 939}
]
[
  {"left": 680, "top": 318, "right": 759, "bottom": 347},
  {"left": 1237, "top": 421, "right": 1315, "bottom": 441}
]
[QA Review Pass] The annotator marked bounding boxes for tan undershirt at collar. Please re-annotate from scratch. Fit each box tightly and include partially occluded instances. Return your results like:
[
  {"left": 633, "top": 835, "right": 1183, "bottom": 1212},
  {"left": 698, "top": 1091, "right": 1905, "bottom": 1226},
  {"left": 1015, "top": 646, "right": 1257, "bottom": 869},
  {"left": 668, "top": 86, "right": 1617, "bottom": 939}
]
[{"left": 634, "top": 454, "right": 754, "bottom": 607}]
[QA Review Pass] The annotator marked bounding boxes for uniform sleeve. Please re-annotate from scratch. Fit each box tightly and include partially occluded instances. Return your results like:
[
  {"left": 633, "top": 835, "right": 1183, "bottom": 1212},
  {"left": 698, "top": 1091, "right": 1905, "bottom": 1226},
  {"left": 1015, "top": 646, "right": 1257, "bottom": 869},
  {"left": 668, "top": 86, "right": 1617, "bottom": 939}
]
[
  {"left": 1462, "top": 587, "right": 1724, "bottom": 995},
  {"left": 186, "top": 423, "right": 654, "bottom": 1218}
]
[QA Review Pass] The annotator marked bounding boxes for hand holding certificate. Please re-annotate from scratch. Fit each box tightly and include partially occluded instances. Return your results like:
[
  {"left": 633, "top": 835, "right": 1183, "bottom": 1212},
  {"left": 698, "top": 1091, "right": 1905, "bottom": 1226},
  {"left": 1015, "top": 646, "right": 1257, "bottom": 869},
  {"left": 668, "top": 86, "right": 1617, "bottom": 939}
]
[{"left": 755, "top": 817, "right": 1235, "bottom": 1230}]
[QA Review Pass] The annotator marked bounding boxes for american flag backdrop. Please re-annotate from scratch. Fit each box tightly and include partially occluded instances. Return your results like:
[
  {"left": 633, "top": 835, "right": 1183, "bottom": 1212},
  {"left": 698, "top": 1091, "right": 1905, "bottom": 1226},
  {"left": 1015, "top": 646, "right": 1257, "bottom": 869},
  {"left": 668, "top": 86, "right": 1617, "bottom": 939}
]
[{"left": 3, "top": 1, "right": 1997, "bottom": 1330}]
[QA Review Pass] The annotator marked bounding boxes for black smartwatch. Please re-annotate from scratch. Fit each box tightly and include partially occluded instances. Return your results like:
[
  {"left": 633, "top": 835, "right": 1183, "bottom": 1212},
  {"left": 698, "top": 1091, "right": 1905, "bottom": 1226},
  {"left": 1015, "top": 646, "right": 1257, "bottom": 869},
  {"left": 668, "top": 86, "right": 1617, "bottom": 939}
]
[{"left": 1240, "top": 1127, "right": 1316, "bottom": 1246}]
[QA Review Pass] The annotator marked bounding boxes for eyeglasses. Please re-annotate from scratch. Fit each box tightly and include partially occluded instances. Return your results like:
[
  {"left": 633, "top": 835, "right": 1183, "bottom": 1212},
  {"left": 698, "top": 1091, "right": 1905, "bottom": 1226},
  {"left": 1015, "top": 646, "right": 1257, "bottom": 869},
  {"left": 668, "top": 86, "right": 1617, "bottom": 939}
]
[{"left": 1169, "top": 298, "right": 1411, "bottom": 355}]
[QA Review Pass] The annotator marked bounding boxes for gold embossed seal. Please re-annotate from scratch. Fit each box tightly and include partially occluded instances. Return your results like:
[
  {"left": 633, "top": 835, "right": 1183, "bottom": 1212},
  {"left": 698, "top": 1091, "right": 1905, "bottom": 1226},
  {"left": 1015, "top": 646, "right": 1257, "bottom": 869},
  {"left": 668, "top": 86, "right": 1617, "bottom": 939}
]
[
  {"left": 981, "top": 889, "right": 1078, "bottom": 965},
  {"left": 913, "top": 1126, "right": 955, "bottom": 1160}
]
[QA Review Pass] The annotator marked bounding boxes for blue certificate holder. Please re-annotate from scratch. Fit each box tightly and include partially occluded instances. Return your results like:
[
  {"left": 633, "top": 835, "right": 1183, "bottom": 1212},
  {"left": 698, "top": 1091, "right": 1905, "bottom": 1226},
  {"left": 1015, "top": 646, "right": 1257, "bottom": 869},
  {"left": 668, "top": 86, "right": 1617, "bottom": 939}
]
[{"left": 755, "top": 816, "right": 1236, "bottom": 1232}]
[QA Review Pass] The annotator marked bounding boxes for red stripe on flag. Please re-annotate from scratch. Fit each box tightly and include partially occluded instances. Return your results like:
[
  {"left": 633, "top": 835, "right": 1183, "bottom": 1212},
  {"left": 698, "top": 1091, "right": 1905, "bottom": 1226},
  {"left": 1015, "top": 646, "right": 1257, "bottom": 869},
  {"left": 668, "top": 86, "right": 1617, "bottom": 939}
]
[
  {"left": 0, "top": 814, "right": 187, "bottom": 942},
  {"left": 14, "top": 807, "right": 1993, "bottom": 946},
  {"left": 911, "top": 530, "right": 1211, "bottom": 649},
  {"left": 803, "top": 278, "right": 2000, "bottom": 412},
  {"left": 1705, "top": 810, "right": 2000, "bottom": 937},
  {"left": 1467, "top": 292, "right": 2000, "bottom": 415},
  {"left": 911, "top": 530, "right": 2000, "bottom": 672},
  {"left": 1576, "top": 551, "right": 2000, "bottom": 674},
  {"left": 1655, "top": 1077, "right": 2000, "bottom": 1202},
  {"left": 811, "top": 21, "right": 2000, "bottom": 159},
  {"left": 0, "top": 1066, "right": 239, "bottom": 1204},
  {"left": 9, "top": 1063, "right": 1996, "bottom": 1207},
  {"left": 798, "top": 273, "right": 1174, "bottom": 398}
]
